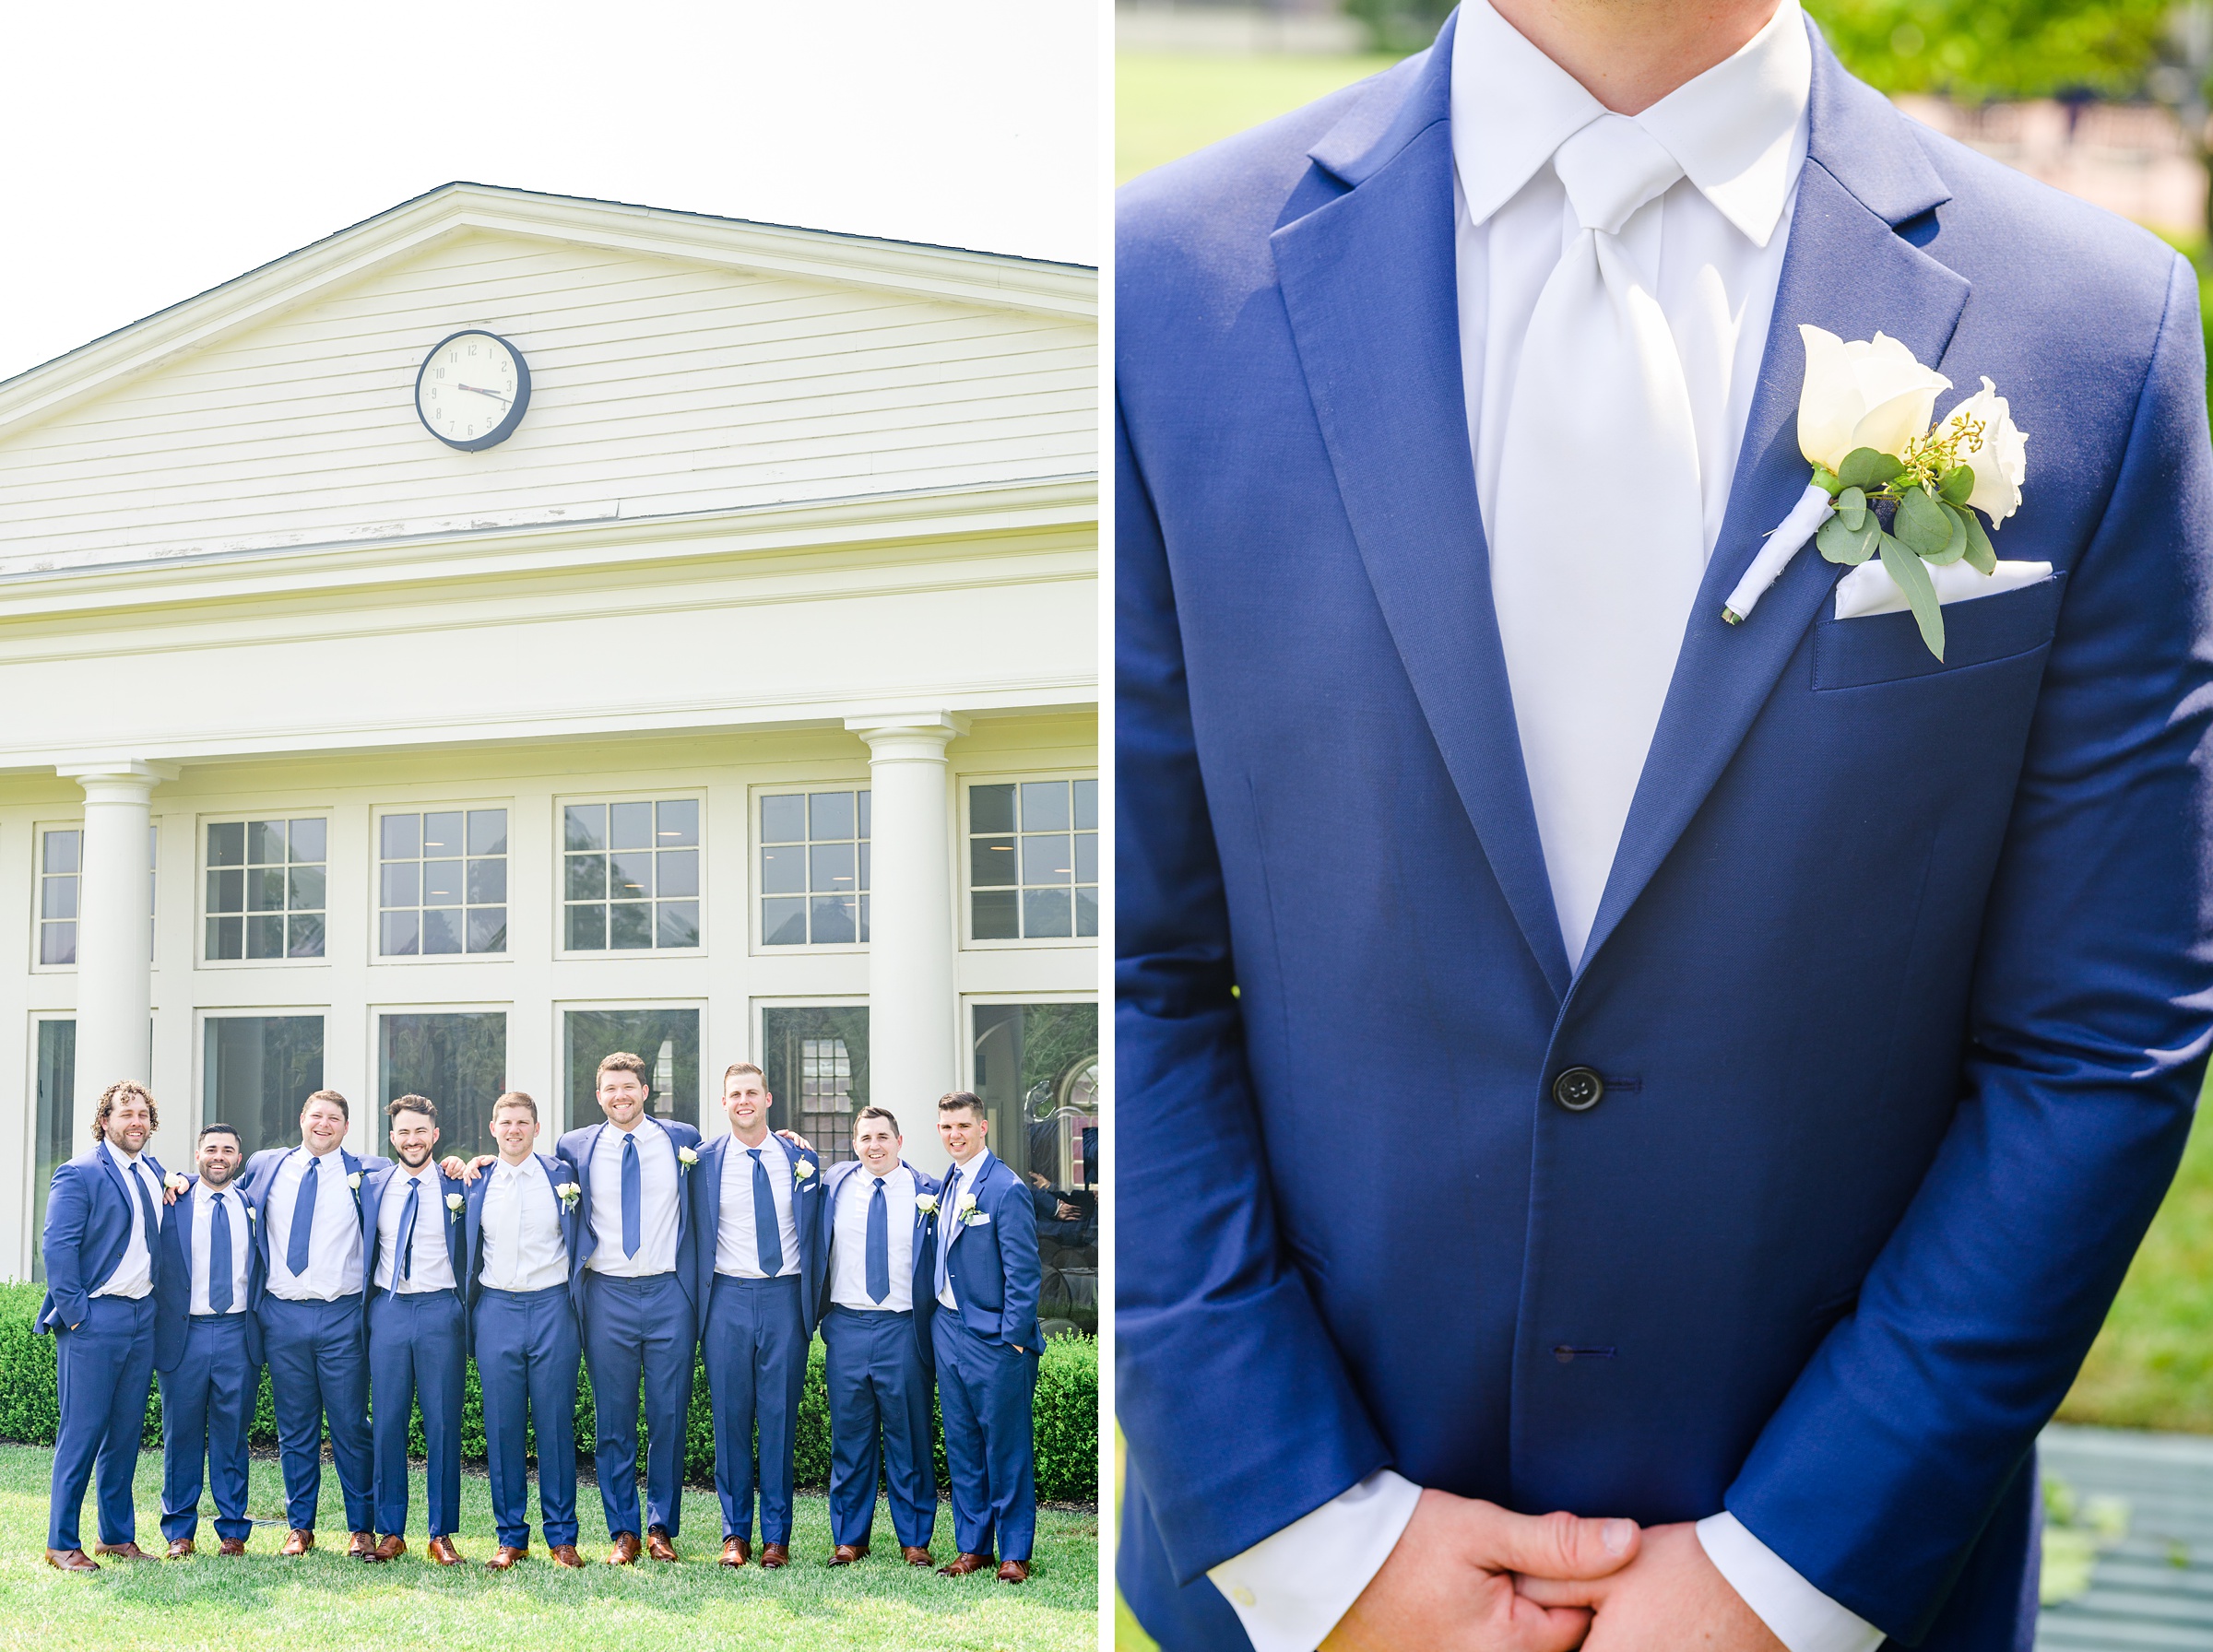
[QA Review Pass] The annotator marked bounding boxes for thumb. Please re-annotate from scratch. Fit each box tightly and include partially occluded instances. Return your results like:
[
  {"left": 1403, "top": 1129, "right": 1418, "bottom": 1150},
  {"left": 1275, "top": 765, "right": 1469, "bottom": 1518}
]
[{"left": 1468, "top": 1504, "right": 1639, "bottom": 1580}]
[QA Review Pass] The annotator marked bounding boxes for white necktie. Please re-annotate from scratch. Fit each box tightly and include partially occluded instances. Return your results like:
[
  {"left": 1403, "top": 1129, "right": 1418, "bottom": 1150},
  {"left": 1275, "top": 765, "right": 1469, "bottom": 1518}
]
[{"left": 1489, "top": 114, "right": 1706, "bottom": 968}]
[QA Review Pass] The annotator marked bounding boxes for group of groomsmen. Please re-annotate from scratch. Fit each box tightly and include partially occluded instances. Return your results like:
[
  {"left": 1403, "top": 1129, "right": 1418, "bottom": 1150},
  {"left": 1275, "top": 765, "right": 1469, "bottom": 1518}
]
[{"left": 36, "top": 1056, "right": 1044, "bottom": 1583}]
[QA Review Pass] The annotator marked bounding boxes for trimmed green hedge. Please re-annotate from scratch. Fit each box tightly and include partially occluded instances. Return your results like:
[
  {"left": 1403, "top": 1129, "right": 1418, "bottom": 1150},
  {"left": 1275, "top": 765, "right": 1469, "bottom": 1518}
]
[{"left": 0, "top": 1280, "right": 1095, "bottom": 1501}]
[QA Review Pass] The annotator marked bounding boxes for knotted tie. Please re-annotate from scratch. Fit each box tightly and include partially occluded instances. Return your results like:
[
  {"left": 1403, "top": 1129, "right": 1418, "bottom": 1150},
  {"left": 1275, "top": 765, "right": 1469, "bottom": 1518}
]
[
  {"left": 396, "top": 1175, "right": 421, "bottom": 1282},
  {"left": 621, "top": 1132, "right": 642, "bottom": 1258},
  {"left": 1490, "top": 114, "right": 1706, "bottom": 968},
  {"left": 749, "top": 1148, "right": 784, "bottom": 1276},
  {"left": 934, "top": 1166, "right": 960, "bottom": 1299},
  {"left": 207, "top": 1193, "right": 233, "bottom": 1314},
  {"left": 865, "top": 1176, "right": 890, "bottom": 1304},
  {"left": 286, "top": 1153, "right": 318, "bottom": 1276},
  {"left": 130, "top": 1162, "right": 161, "bottom": 1250}
]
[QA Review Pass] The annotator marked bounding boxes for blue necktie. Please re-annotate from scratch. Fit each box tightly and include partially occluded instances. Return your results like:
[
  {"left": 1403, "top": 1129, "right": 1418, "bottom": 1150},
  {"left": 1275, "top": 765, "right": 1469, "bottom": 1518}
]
[
  {"left": 129, "top": 1162, "right": 160, "bottom": 1254},
  {"left": 207, "top": 1193, "right": 233, "bottom": 1314},
  {"left": 750, "top": 1149, "right": 784, "bottom": 1276},
  {"left": 865, "top": 1176, "right": 890, "bottom": 1304},
  {"left": 621, "top": 1133, "right": 642, "bottom": 1259},
  {"left": 396, "top": 1176, "right": 421, "bottom": 1282},
  {"left": 286, "top": 1154, "right": 317, "bottom": 1276},
  {"left": 934, "top": 1166, "right": 959, "bottom": 1298}
]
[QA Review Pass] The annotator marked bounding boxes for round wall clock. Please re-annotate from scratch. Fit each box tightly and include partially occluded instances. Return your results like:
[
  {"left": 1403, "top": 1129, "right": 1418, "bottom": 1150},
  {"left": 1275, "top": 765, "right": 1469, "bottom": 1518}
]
[{"left": 414, "top": 329, "right": 530, "bottom": 451}]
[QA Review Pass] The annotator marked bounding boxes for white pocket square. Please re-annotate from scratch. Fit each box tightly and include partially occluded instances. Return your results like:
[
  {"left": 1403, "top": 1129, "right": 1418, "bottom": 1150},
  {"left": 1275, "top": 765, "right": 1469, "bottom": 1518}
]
[
  {"left": 1835, "top": 558, "right": 2053, "bottom": 620},
  {"left": 968, "top": 1212, "right": 993, "bottom": 1226}
]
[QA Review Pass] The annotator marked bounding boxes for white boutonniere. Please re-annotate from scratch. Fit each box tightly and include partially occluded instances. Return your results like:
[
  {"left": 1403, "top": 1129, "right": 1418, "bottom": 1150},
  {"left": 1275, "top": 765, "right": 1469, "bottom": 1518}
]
[
  {"left": 163, "top": 1172, "right": 190, "bottom": 1194},
  {"left": 677, "top": 1147, "right": 699, "bottom": 1171},
  {"left": 956, "top": 1193, "right": 981, "bottom": 1226},
  {"left": 794, "top": 1160, "right": 815, "bottom": 1184},
  {"left": 914, "top": 1194, "right": 941, "bottom": 1216},
  {"left": 445, "top": 1192, "right": 466, "bottom": 1214},
  {"left": 557, "top": 1182, "right": 582, "bottom": 1209},
  {"left": 347, "top": 1172, "right": 362, "bottom": 1190},
  {"left": 246, "top": 1206, "right": 256, "bottom": 1223},
  {"left": 1723, "top": 326, "right": 2030, "bottom": 661}
]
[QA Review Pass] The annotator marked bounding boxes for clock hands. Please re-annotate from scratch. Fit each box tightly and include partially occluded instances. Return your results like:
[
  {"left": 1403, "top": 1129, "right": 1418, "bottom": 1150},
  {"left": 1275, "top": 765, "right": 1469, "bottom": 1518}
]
[{"left": 457, "top": 383, "right": 511, "bottom": 406}]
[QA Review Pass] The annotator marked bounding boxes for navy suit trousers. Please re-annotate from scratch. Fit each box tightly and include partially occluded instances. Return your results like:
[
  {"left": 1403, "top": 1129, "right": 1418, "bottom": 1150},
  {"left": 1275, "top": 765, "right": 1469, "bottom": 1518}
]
[
  {"left": 933, "top": 1309, "right": 1036, "bottom": 1563},
  {"left": 581, "top": 1270, "right": 693, "bottom": 1540},
  {"left": 475, "top": 1285, "right": 581, "bottom": 1550},
  {"left": 259, "top": 1293, "right": 373, "bottom": 1532},
  {"left": 48, "top": 1293, "right": 155, "bottom": 1552},
  {"left": 822, "top": 1304, "right": 935, "bottom": 1550},
  {"left": 158, "top": 1313, "right": 256, "bottom": 1543},
  {"left": 368, "top": 1289, "right": 466, "bottom": 1538},
  {"left": 702, "top": 1272, "right": 807, "bottom": 1543}
]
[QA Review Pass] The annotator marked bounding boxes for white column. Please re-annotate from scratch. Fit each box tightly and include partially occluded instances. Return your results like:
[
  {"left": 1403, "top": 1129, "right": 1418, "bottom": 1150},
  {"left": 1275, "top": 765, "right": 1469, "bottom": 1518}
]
[
  {"left": 848, "top": 714, "right": 967, "bottom": 1173},
  {"left": 57, "top": 761, "right": 175, "bottom": 1134}
]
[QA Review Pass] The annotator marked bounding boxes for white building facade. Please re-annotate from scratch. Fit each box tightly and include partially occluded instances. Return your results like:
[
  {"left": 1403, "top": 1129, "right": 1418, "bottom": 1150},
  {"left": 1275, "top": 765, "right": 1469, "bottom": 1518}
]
[{"left": 0, "top": 184, "right": 1098, "bottom": 1329}]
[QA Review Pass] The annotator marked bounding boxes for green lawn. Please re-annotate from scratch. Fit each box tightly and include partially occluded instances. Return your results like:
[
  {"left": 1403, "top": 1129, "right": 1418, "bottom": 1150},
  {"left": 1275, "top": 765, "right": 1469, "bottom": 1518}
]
[
  {"left": 1116, "top": 52, "right": 1404, "bottom": 183},
  {"left": 4, "top": 1445, "right": 1095, "bottom": 1652}
]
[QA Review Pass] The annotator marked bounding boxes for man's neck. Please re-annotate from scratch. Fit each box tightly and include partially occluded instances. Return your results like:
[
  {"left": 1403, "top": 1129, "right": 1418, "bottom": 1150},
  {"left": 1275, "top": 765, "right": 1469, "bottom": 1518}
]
[
  {"left": 107, "top": 1139, "right": 139, "bottom": 1165},
  {"left": 731, "top": 1122, "right": 771, "bottom": 1150},
  {"left": 863, "top": 1161, "right": 897, "bottom": 1180},
  {"left": 497, "top": 1149, "right": 534, "bottom": 1169},
  {"left": 949, "top": 1148, "right": 986, "bottom": 1172},
  {"left": 304, "top": 1141, "right": 341, "bottom": 1159},
  {"left": 1487, "top": 0, "right": 1781, "bottom": 114}
]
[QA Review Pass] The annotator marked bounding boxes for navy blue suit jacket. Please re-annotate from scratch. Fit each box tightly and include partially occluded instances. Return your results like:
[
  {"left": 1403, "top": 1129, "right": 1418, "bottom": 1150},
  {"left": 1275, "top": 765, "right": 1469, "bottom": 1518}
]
[
  {"left": 692, "top": 1130, "right": 826, "bottom": 1338},
  {"left": 152, "top": 1176, "right": 265, "bottom": 1371},
  {"left": 1117, "top": 10, "right": 2213, "bottom": 1647},
  {"left": 937, "top": 1151, "right": 1040, "bottom": 1351},
  {"left": 238, "top": 1144, "right": 386, "bottom": 1294},
  {"left": 360, "top": 1162, "right": 470, "bottom": 1316},
  {"left": 36, "top": 1141, "right": 170, "bottom": 1335},
  {"left": 557, "top": 1117, "right": 704, "bottom": 1336},
  {"left": 461, "top": 1151, "right": 584, "bottom": 1323},
  {"left": 818, "top": 1159, "right": 941, "bottom": 1365}
]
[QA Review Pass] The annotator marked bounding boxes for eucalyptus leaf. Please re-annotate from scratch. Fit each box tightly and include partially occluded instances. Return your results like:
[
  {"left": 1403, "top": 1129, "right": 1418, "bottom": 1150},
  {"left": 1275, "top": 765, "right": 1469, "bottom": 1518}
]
[
  {"left": 1962, "top": 508, "right": 1996, "bottom": 575},
  {"left": 1939, "top": 464, "right": 1975, "bottom": 505},
  {"left": 1923, "top": 501, "right": 1970, "bottom": 567},
  {"left": 1837, "top": 485, "right": 1867, "bottom": 531},
  {"left": 1839, "top": 447, "right": 1904, "bottom": 491},
  {"left": 1817, "top": 513, "right": 1876, "bottom": 565},
  {"left": 1894, "top": 485, "right": 1953, "bottom": 558},
  {"left": 1881, "top": 533, "right": 1946, "bottom": 661}
]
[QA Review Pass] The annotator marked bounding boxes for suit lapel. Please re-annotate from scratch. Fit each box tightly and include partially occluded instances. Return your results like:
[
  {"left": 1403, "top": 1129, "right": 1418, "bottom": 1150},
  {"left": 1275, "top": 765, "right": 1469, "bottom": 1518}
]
[
  {"left": 1575, "top": 32, "right": 1968, "bottom": 973},
  {"left": 1272, "top": 10, "right": 1571, "bottom": 998}
]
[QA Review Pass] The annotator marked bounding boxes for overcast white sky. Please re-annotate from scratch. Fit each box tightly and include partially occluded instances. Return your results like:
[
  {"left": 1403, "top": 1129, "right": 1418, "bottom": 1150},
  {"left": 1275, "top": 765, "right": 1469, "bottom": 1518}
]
[{"left": 0, "top": 0, "right": 1100, "bottom": 383}]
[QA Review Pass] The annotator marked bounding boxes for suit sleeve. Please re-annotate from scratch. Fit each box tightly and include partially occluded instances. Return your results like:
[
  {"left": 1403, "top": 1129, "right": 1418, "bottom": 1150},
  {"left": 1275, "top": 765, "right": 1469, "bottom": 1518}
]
[
  {"left": 1116, "top": 400, "right": 1392, "bottom": 1583},
  {"left": 41, "top": 1166, "right": 92, "bottom": 1330},
  {"left": 994, "top": 1174, "right": 1041, "bottom": 1349},
  {"left": 1727, "top": 253, "right": 2213, "bottom": 1641}
]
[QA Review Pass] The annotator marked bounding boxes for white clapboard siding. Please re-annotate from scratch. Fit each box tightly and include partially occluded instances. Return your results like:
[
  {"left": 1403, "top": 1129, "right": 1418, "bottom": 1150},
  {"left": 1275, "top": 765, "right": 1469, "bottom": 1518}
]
[{"left": 0, "top": 227, "right": 1095, "bottom": 563}]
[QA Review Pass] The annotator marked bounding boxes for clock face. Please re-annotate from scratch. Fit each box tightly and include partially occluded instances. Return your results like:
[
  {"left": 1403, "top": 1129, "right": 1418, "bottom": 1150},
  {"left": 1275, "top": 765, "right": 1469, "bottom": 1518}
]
[{"left": 415, "top": 329, "right": 530, "bottom": 451}]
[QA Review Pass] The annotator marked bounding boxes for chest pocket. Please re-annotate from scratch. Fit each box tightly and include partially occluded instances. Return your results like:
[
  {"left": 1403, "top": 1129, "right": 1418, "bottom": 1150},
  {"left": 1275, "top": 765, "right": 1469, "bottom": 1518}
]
[{"left": 1813, "top": 572, "right": 2065, "bottom": 690}]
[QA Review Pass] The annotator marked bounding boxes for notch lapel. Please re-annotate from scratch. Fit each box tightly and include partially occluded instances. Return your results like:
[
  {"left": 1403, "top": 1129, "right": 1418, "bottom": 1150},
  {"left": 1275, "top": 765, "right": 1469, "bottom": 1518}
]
[
  {"left": 1576, "top": 33, "right": 1970, "bottom": 974},
  {"left": 1272, "top": 9, "right": 1572, "bottom": 998}
]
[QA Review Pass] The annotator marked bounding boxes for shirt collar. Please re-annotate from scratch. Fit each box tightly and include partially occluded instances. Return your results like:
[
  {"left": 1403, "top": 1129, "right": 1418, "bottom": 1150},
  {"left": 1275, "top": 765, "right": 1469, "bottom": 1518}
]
[{"left": 1450, "top": 0, "right": 1810, "bottom": 246}]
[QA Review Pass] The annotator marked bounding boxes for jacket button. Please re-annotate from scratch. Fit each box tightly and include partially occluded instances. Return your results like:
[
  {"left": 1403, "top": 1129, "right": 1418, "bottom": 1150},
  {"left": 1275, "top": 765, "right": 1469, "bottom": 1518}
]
[{"left": 1552, "top": 1067, "right": 1605, "bottom": 1112}]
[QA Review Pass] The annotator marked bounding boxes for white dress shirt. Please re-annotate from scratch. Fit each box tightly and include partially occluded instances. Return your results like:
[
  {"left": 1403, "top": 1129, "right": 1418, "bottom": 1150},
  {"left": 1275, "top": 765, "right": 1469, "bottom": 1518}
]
[
  {"left": 715, "top": 1134, "right": 802, "bottom": 1279},
  {"left": 830, "top": 1163, "right": 917, "bottom": 1312},
  {"left": 479, "top": 1155, "right": 570, "bottom": 1293},
  {"left": 935, "top": 1150, "right": 992, "bottom": 1313},
  {"left": 373, "top": 1165, "right": 458, "bottom": 1294},
  {"left": 189, "top": 1179, "right": 252, "bottom": 1316},
  {"left": 90, "top": 1145, "right": 161, "bottom": 1301},
  {"left": 264, "top": 1146, "right": 363, "bottom": 1302},
  {"left": 1210, "top": 8, "right": 1884, "bottom": 1652},
  {"left": 585, "top": 1115, "right": 681, "bottom": 1278}
]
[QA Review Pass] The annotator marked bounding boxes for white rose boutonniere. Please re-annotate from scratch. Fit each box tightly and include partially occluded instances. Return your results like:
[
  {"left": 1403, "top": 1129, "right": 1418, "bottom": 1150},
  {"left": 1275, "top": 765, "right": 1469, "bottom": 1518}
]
[
  {"left": 163, "top": 1171, "right": 190, "bottom": 1195},
  {"left": 794, "top": 1160, "right": 815, "bottom": 1184},
  {"left": 914, "top": 1194, "right": 941, "bottom": 1216},
  {"left": 956, "top": 1193, "right": 981, "bottom": 1226},
  {"left": 1722, "top": 326, "right": 2030, "bottom": 660},
  {"left": 347, "top": 1172, "right": 362, "bottom": 1191},
  {"left": 677, "top": 1147, "right": 699, "bottom": 1172},
  {"left": 557, "top": 1182, "right": 582, "bottom": 1209},
  {"left": 445, "top": 1192, "right": 466, "bottom": 1214}
]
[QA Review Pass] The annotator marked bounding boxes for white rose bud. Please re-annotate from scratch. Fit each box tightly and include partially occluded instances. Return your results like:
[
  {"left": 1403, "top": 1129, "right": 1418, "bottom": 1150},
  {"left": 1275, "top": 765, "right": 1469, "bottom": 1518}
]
[
  {"left": 1936, "top": 376, "right": 2029, "bottom": 527},
  {"left": 445, "top": 1192, "right": 466, "bottom": 1211},
  {"left": 1797, "top": 325, "right": 1952, "bottom": 472}
]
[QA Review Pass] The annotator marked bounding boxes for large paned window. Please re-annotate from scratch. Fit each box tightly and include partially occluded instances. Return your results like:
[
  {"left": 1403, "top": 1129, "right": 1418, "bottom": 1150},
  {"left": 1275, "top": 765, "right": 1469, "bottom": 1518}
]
[
  {"left": 206, "top": 818, "right": 326, "bottom": 961},
  {"left": 562, "top": 1008, "right": 700, "bottom": 1134},
  {"left": 762, "top": 1006, "right": 870, "bottom": 1165},
  {"left": 379, "top": 808, "right": 508, "bottom": 956},
  {"left": 968, "top": 780, "right": 1098, "bottom": 941},
  {"left": 35, "top": 826, "right": 156, "bottom": 967},
  {"left": 378, "top": 1011, "right": 507, "bottom": 1162},
  {"left": 30, "top": 1020, "right": 75, "bottom": 1283},
  {"left": 971, "top": 1001, "right": 1099, "bottom": 1333},
  {"left": 203, "top": 1015, "right": 325, "bottom": 1162},
  {"left": 760, "top": 789, "right": 870, "bottom": 947},
  {"left": 563, "top": 800, "right": 700, "bottom": 952}
]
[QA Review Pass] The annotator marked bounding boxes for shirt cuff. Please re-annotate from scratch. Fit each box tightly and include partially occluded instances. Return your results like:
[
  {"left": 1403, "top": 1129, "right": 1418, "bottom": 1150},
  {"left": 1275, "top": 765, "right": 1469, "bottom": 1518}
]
[
  {"left": 1696, "top": 1512, "right": 1886, "bottom": 1652},
  {"left": 1207, "top": 1469, "right": 1422, "bottom": 1652}
]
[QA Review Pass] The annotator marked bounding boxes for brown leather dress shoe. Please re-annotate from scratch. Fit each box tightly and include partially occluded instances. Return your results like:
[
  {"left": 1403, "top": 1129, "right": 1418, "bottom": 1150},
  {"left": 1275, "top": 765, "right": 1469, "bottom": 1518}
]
[
  {"left": 997, "top": 1559, "right": 1031, "bottom": 1584},
  {"left": 347, "top": 1530, "right": 375, "bottom": 1559},
  {"left": 218, "top": 1538, "right": 248, "bottom": 1557},
  {"left": 165, "top": 1538, "right": 194, "bottom": 1559},
  {"left": 719, "top": 1536, "right": 751, "bottom": 1567},
  {"left": 549, "top": 1543, "right": 585, "bottom": 1568},
  {"left": 903, "top": 1546, "right": 934, "bottom": 1567},
  {"left": 426, "top": 1536, "right": 462, "bottom": 1566},
  {"left": 368, "top": 1534, "right": 406, "bottom": 1563},
  {"left": 828, "top": 1541, "right": 870, "bottom": 1566},
  {"left": 280, "top": 1528, "right": 314, "bottom": 1556},
  {"left": 938, "top": 1550, "right": 995, "bottom": 1576},
  {"left": 758, "top": 1541, "right": 790, "bottom": 1569},
  {"left": 93, "top": 1540, "right": 150, "bottom": 1560},
  {"left": 484, "top": 1544, "right": 527, "bottom": 1570},
  {"left": 607, "top": 1531, "right": 642, "bottom": 1565},
  {"left": 645, "top": 1527, "right": 680, "bottom": 1563},
  {"left": 44, "top": 1548, "right": 99, "bottom": 1573}
]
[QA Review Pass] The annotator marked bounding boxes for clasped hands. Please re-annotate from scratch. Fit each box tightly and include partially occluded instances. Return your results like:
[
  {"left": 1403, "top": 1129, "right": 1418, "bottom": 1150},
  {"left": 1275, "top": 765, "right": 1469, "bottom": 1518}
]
[{"left": 1320, "top": 1489, "right": 1785, "bottom": 1652}]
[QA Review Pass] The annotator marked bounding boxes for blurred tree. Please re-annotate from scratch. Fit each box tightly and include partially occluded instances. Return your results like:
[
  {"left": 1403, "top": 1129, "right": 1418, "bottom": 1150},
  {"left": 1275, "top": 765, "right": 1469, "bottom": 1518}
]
[{"left": 1802, "top": 0, "right": 2172, "bottom": 100}]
